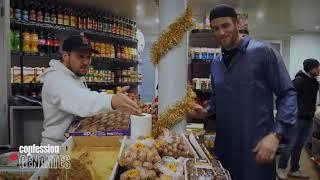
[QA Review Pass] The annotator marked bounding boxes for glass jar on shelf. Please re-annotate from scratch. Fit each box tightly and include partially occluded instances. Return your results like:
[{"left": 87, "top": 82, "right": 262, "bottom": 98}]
[{"left": 22, "top": 31, "right": 31, "bottom": 53}]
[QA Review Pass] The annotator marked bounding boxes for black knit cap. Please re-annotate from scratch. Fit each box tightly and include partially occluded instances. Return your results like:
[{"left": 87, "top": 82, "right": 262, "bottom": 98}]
[
  {"left": 303, "top": 58, "right": 320, "bottom": 72},
  {"left": 209, "top": 4, "right": 237, "bottom": 22}
]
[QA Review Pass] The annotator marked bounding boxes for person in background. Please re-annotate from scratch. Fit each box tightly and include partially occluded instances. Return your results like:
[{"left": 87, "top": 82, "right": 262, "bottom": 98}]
[
  {"left": 188, "top": 4, "right": 297, "bottom": 180},
  {"left": 277, "top": 59, "right": 320, "bottom": 179},
  {"left": 40, "top": 35, "right": 141, "bottom": 146}
]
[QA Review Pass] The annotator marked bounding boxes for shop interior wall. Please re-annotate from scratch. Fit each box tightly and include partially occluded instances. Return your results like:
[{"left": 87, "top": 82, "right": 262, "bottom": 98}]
[
  {"left": 289, "top": 33, "right": 320, "bottom": 79},
  {"left": 253, "top": 34, "right": 291, "bottom": 70}
]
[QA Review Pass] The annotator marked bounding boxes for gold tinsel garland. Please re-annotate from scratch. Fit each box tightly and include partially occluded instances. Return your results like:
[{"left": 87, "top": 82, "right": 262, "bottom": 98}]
[
  {"left": 152, "top": 87, "right": 196, "bottom": 137},
  {"left": 151, "top": 4, "right": 194, "bottom": 65}
]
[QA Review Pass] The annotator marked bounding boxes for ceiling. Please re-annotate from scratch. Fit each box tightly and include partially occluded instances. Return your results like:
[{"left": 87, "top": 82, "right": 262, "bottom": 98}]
[
  {"left": 64, "top": 0, "right": 320, "bottom": 38},
  {"left": 190, "top": 0, "right": 320, "bottom": 37}
]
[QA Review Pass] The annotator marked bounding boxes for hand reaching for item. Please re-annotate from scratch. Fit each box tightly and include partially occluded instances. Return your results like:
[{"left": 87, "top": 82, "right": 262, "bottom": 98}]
[
  {"left": 253, "top": 133, "right": 280, "bottom": 164},
  {"left": 187, "top": 103, "right": 208, "bottom": 119},
  {"left": 111, "top": 86, "right": 142, "bottom": 115}
]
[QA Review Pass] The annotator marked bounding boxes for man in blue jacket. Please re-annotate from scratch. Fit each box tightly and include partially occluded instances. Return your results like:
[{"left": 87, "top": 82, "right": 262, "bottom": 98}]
[{"left": 189, "top": 4, "right": 298, "bottom": 180}]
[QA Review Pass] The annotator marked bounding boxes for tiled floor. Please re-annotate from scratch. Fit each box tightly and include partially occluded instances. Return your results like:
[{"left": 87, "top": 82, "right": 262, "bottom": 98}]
[{"left": 277, "top": 148, "right": 320, "bottom": 180}]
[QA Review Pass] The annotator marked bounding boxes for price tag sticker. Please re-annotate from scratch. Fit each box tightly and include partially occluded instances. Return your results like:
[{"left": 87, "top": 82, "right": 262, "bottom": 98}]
[
  {"left": 134, "top": 142, "right": 145, "bottom": 150},
  {"left": 156, "top": 141, "right": 163, "bottom": 149},
  {"left": 128, "top": 169, "right": 139, "bottom": 178},
  {"left": 166, "top": 163, "right": 177, "bottom": 173}
]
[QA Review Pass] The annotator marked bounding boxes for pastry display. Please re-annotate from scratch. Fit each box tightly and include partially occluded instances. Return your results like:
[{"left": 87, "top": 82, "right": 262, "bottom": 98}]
[
  {"left": 119, "top": 138, "right": 162, "bottom": 170},
  {"left": 156, "top": 130, "right": 194, "bottom": 159},
  {"left": 158, "top": 174, "right": 184, "bottom": 180},
  {"left": 0, "top": 172, "right": 32, "bottom": 180},
  {"left": 120, "top": 168, "right": 157, "bottom": 180},
  {"left": 185, "top": 159, "right": 215, "bottom": 180},
  {"left": 77, "top": 110, "right": 130, "bottom": 132},
  {"left": 157, "top": 157, "right": 185, "bottom": 180},
  {"left": 139, "top": 100, "right": 158, "bottom": 130}
]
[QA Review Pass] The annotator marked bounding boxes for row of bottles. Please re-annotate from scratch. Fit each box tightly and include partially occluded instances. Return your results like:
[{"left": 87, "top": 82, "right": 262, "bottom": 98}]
[
  {"left": 11, "top": 29, "right": 137, "bottom": 61},
  {"left": 10, "top": 0, "right": 137, "bottom": 39},
  {"left": 85, "top": 67, "right": 115, "bottom": 83},
  {"left": 10, "top": 29, "right": 59, "bottom": 55},
  {"left": 11, "top": 66, "right": 46, "bottom": 83},
  {"left": 91, "top": 42, "right": 137, "bottom": 60},
  {"left": 189, "top": 47, "right": 221, "bottom": 61},
  {"left": 192, "top": 77, "right": 211, "bottom": 91},
  {"left": 11, "top": 66, "right": 141, "bottom": 84},
  {"left": 84, "top": 67, "right": 141, "bottom": 84}
]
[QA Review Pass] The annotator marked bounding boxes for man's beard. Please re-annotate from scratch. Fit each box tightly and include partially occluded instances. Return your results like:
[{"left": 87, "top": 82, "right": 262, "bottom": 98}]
[
  {"left": 75, "top": 72, "right": 85, "bottom": 77},
  {"left": 311, "top": 72, "right": 319, "bottom": 78},
  {"left": 220, "top": 29, "right": 239, "bottom": 50},
  {"left": 66, "top": 61, "right": 85, "bottom": 77}
]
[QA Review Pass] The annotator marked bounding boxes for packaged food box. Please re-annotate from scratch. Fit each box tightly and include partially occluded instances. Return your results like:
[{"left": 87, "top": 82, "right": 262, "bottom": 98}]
[
  {"left": 31, "top": 136, "right": 125, "bottom": 180},
  {"left": 184, "top": 158, "right": 232, "bottom": 180},
  {"left": 65, "top": 110, "right": 131, "bottom": 137}
]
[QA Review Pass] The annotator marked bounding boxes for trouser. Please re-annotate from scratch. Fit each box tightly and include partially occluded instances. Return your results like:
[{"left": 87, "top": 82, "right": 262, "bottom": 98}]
[{"left": 278, "top": 118, "right": 312, "bottom": 171}]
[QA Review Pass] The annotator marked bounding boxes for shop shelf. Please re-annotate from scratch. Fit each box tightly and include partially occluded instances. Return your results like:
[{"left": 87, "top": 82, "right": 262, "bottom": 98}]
[
  {"left": 11, "top": 53, "right": 139, "bottom": 66},
  {"left": 10, "top": 106, "right": 42, "bottom": 110},
  {"left": 193, "top": 89, "right": 212, "bottom": 94},
  {"left": 191, "top": 29, "right": 214, "bottom": 34},
  {"left": 11, "top": 82, "right": 140, "bottom": 87},
  {"left": 191, "top": 59, "right": 214, "bottom": 63},
  {"left": 189, "top": 29, "right": 219, "bottom": 48},
  {"left": 11, "top": 82, "right": 42, "bottom": 85},
  {"left": 86, "top": 82, "right": 141, "bottom": 87},
  {"left": 10, "top": 53, "right": 139, "bottom": 71},
  {"left": 91, "top": 57, "right": 139, "bottom": 68},
  {"left": 11, "top": 19, "right": 138, "bottom": 45},
  {"left": 11, "top": 52, "right": 60, "bottom": 60}
]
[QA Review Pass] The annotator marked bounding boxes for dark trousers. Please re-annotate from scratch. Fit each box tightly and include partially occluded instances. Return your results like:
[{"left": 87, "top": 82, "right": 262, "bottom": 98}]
[{"left": 278, "top": 118, "right": 312, "bottom": 171}]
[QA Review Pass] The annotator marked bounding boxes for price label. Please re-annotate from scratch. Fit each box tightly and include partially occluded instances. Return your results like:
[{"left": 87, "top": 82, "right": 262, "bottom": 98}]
[
  {"left": 127, "top": 169, "right": 139, "bottom": 178},
  {"left": 166, "top": 163, "right": 177, "bottom": 173},
  {"left": 156, "top": 141, "right": 163, "bottom": 149},
  {"left": 134, "top": 142, "right": 145, "bottom": 150},
  {"left": 144, "top": 135, "right": 152, "bottom": 139}
]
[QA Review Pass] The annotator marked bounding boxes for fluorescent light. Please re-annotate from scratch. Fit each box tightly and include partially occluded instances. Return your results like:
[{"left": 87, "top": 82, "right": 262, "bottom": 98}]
[
  {"left": 136, "top": 5, "right": 142, "bottom": 11},
  {"left": 257, "top": 11, "right": 264, "bottom": 19}
]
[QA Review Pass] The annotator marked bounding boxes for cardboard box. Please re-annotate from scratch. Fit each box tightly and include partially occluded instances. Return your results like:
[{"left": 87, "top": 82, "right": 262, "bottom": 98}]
[
  {"left": 31, "top": 136, "right": 125, "bottom": 180},
  {"left": 64, "top": 119, "right": 130, "bottom": 138}
]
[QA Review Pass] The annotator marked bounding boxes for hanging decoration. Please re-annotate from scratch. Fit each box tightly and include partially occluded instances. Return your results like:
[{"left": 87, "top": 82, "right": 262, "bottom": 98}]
[
  {"left": 152, "top": 87, "right": 196, "bottom": 137},
  {"left": 150, "top": 3, "right": 194, "bottom": 65}
]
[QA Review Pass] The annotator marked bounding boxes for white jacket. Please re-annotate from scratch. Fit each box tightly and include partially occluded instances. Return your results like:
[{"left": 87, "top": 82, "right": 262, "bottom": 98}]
[{"left": 40, "top": 60, "right": 113, "bottom": 146}]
